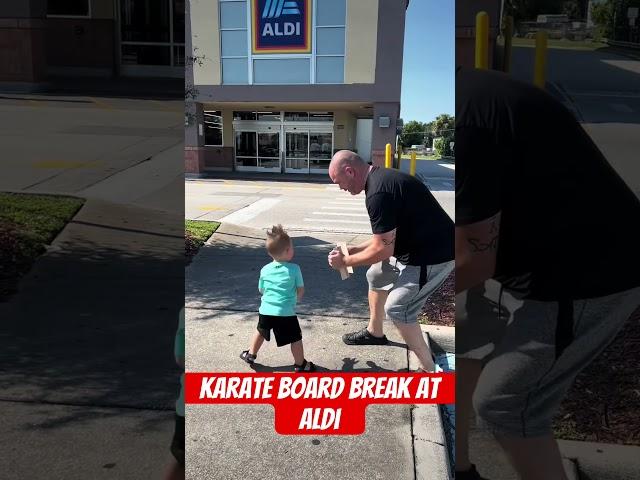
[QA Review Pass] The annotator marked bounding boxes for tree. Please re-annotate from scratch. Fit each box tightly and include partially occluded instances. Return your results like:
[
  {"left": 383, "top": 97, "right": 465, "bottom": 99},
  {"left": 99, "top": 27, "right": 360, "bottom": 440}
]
[
  {"left": 430, "top": 114, "right": 455, "bottom": 156},
  {"left": 399, "top": 120, "right": 427, "bottom": 148},
  {"left": 506, "top": 0, "right": 591, "bottom": 22},
  {"left": 505, "top": 0, "right": 563, "bottom": 23},
  {"left": 431, "top": 114, "right": 455, "bottom": 137},
  {"left": 591, "top": 0, "right": 615, "bottom": 39},
  {"left": 423, "top": 121, "right": 434, "bottom": 147},
  {"left": 433, "top": 138, "right": 444, "bottom": 157},
  {"left": 562, "top": 0, "right": 581, "bottom": 19}
]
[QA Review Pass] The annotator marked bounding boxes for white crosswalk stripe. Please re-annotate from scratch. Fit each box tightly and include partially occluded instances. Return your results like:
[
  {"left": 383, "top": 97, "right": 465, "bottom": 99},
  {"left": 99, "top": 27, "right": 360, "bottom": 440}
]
[
  {"left": 303, "top": 218, "right": 371, "bottom": 225},
  {"left": 321, "top": 206, "right": 365, "bottom": 211},
  {"left": 311, "top": 211, "right": 369, "bottom": 217}
]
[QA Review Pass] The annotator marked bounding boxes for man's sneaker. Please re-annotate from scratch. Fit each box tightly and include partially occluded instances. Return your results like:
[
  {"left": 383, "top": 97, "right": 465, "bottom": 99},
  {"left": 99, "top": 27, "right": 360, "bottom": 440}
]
[
  {"left": 342, "top": 328, "right": 388, "bottom": 346},
  {"left": 456, "top": 464, "right": 489, "bottom": 480}
]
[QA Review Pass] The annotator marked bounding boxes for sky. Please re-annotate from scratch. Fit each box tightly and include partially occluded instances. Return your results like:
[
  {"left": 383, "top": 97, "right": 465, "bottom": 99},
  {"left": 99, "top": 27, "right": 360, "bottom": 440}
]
[{"left": 400, "top": 0, "right": 455, "bottom": 124}]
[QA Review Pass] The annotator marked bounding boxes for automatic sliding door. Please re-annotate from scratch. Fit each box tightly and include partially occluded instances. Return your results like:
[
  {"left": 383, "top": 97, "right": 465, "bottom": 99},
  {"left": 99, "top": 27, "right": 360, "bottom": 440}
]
[
  {"left": 309, "top": 132, "right": 333, "bottom": 173},
  {"left": 235, "top": 131, "right": 258, "bottom": 169},
  {"left": 257, "top": 132, "right": 281, "bottom": 171},
  {"left": 285, "top": 130, "right": 309, "bottom": 173}
]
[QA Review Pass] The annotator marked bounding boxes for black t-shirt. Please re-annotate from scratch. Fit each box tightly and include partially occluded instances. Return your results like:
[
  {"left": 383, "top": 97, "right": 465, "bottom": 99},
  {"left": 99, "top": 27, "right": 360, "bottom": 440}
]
[
  {"left": 365, "top": 166, "right": 454, "bottom": 266},
  {"left": 456, "top": 66, "right": 640, "bottom": 300}
]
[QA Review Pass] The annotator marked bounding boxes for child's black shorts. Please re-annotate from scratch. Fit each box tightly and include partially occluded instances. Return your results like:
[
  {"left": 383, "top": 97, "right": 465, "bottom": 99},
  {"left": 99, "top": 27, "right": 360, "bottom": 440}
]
[
  {"left": 170, "top": 414, "right": 185, "bottom": 467},
  {"left": 257, "top": 314, "right": 302, "bottom": 347}
]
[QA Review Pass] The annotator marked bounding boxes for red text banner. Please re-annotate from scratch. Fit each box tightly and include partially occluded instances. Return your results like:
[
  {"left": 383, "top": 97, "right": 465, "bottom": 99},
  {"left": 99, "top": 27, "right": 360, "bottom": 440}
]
[{"left": 185, "top": 372, "right": 455, "bottom": 435}]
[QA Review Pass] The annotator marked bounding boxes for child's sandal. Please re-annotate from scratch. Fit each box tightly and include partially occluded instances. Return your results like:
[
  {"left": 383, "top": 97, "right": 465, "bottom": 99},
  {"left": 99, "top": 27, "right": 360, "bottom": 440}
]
[
  {"left": 294, "top": 359, "right": 316, "bottom": 373},
  {"left": 240, "top": 350, "right": 256, "bottom": 364}
]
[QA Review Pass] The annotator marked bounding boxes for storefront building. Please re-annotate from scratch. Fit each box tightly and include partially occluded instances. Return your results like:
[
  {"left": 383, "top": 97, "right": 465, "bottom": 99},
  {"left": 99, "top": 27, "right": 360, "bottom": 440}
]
[
  {"left": 186, "top": 0, "right": 408, "bottom": 174},
  {"left": 0, "top": 0, "right": 184, "bottom": 90}
]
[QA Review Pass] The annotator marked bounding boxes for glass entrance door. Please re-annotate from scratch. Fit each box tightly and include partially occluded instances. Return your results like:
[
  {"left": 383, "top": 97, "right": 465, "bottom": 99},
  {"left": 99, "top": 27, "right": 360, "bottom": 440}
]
[
  {"left": 309, "top": 131, "right": 333, "bottom": 173},
  {"left": 285, "top": 129, "right": 333, "bottom": 174},
  {"left": 257, "top": 131, "right": 280, "bottom": 171},
  {"left": 285, "top": 130, "right": 309, "bottom": 173}
]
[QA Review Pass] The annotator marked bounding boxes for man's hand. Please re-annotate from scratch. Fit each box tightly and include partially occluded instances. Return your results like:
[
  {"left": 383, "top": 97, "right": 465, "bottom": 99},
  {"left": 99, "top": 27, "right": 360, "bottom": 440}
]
[{"left": 328, "top": 248, "right": 346, "bottom": 270}]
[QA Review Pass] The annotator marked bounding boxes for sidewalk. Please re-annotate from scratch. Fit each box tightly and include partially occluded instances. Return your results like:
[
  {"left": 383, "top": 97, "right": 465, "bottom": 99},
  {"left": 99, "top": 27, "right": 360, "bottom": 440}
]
[
  {"left": 0, "top": 198, "right": 183, "bottom": 479},
  {"left": 185, "top": 222, "right": 455, "bottom": 479}
]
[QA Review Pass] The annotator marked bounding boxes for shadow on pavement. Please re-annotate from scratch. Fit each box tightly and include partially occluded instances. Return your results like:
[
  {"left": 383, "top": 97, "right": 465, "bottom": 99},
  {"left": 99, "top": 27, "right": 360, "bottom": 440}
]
[
  {"left": 0, "top": 238, "right": 184, "bottom": 432},
  {"left": 186, "top": 229, "right": 371, "bottom": 319},
  {"left": 248, "top": 355, "right": 408, "bottom": 374}
]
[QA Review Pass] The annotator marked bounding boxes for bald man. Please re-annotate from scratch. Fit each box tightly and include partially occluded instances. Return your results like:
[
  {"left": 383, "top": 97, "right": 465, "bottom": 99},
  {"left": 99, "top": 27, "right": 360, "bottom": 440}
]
[{"left": 327, "top": 150, "right": 454, "bottom": 372}]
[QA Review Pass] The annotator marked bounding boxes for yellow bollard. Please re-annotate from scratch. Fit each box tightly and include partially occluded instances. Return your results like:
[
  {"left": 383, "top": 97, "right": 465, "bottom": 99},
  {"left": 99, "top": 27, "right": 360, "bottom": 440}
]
[
  {"left": 410, "top": 152, "right": 417, "bottom": 176},
  {"left": 385, "top": 143, "right": 392, "bottom": 169},
  {"left": 475, "top": 11, "right": 489, "bottom": 69},
  {"left": 534, "top": 31, "right": 548, "bottom": 88},
  {"left": 503, "top": 15, "right": 513, "bottom": 73}
]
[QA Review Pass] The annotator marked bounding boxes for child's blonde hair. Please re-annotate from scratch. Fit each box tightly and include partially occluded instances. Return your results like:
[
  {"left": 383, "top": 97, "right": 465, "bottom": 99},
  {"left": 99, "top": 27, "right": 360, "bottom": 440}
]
[{"left": 266, "top": 224, "right": 291, "bottom": 256}]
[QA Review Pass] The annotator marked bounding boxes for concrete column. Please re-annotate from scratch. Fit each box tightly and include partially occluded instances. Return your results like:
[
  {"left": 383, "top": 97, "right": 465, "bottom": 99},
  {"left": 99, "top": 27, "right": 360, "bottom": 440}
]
[
  {"left": 221, "top": 109, "right": 234, "bottom": 147},
  {"left": 0, "top": 0, "right": 48, "bottom": 91},
  {"left": 371, "top": 102, "right": 400, "bottom": 167},
  {"left": 185, "top": 102, "right": 205, "bottom": 174}
]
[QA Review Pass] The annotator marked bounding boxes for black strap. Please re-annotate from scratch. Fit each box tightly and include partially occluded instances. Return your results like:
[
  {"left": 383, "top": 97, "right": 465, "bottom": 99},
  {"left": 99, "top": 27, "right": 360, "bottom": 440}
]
[
  {"left": 555, "top": 299, "right": 574, "bottom": 359},
  {"left": 419, "top": 265, "right": 428, "bottom": 290}
]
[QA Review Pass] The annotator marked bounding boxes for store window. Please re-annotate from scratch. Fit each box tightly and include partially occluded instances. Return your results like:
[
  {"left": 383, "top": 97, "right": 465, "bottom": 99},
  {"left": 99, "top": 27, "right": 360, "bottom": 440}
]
[
  {"left": 220, "top": 0, "right": 249, "bottom": 84},
  {"left": 309, "top": 112, "right": 334, "bottom": 122},
  {"left": 204, "top": 111, "right": 223, "bottom": 146},
  {"left": 315, "top": 0, "right": 345, "bottom": 83},
  {"left": 119, "top": 0, "right": 184, "bottom": 70},
  {"left": 285, "top": 112, "right": 309, "bottom": 122},
  {"left": 47, "top": 0, "right": 90, "bottom": 17},
  {"left": 253, "top": 59, "right": 310, "bottom": 84},
  {"left": 233, "top": 111, "right": 257, "bottom": 121}
]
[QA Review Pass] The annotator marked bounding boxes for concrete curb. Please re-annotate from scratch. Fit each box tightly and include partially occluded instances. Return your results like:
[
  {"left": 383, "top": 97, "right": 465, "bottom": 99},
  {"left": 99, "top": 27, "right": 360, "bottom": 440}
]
[
  {"left": 187, "top": 171, "right": 331, "bottom": 184},
  {"left": 559, "top": 440, "right": 640, "bottom": 480},
  {"left": 421, "top": 325, "right": 455, "bottom": 353},
  {"left": 410, "top": 329, "right": 455, "bottom": 480}
]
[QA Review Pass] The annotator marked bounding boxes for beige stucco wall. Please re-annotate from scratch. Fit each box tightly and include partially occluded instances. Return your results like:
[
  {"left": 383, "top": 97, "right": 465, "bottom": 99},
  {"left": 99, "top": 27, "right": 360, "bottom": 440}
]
[
  {"left": 192, "top": 0, "right": 221, "bottom": 85},
  {"left": 344, "top": 0, "right": 377, "bottom": 84},
  {"left": 222, "top": 108, "right": 233, "bottom": 146},
  {"left": 91, "top": 0, "right": 115, "bottom": 19},
  {"left": 334, "top": 110, "right": 356, "bottom": 150}
]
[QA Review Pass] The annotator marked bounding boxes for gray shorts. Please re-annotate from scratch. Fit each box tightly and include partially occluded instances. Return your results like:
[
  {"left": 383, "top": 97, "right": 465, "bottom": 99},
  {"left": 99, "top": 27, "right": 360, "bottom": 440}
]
[
  {"left": 366, "top": 258, "right": 454, "bottom": 324},
  {"left": 457, "top": 280, "right": 640, "bottom": 437}
]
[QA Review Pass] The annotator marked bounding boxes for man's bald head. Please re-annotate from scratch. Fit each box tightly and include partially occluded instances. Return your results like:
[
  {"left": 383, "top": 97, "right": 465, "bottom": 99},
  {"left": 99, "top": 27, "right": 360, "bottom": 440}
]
[{"left": 328, "top": 150, "right": 369, "bottom": 195}]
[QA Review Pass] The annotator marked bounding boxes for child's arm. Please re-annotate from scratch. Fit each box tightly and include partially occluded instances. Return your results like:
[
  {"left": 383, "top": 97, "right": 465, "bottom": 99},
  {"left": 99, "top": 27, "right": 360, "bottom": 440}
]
[{"left": 295, "top": 265, "right": 304, "bottom": 301}]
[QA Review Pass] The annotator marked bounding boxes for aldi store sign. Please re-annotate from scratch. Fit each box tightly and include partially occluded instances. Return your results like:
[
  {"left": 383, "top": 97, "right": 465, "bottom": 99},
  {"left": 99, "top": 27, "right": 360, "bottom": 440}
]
[{"left": 252, "top": 0, "right": 312, "bottom": 54}]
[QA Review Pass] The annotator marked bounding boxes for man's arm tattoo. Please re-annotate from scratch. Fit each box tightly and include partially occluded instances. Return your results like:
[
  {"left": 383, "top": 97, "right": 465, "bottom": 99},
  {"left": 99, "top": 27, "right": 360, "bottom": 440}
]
[
  {"left": 468, "top": 236, "right": 498, "bottom": 252},
  {"left": 382, "top": 233, "right": 396, "bottom": 247}
]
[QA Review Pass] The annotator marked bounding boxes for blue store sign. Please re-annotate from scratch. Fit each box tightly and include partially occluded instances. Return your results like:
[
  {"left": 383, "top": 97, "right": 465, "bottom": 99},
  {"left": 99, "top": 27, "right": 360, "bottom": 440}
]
[{"left": 252, "top": 0, "right": 312, "bottom": 54}]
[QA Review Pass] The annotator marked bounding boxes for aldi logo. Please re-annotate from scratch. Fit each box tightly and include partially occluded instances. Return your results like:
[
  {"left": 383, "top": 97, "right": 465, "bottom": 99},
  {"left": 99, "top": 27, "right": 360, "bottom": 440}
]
[
  {"left": 262, "top": 0, "right": 301, "bottom": 18},
  {"left": 252, "top": 0, "right": 312, "bottom": 54}
]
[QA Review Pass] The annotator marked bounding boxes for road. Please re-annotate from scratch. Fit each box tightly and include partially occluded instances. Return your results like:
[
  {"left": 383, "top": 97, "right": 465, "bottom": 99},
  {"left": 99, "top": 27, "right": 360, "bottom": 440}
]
[
  {"left": 511, "top": 45, "right": 640, "bottom": 196},
  {"left": 185, "top": 160, "right": 455, "bottom": 235},
  {"left": 0, "top": 94, "right": 184, "bottom": 212}
]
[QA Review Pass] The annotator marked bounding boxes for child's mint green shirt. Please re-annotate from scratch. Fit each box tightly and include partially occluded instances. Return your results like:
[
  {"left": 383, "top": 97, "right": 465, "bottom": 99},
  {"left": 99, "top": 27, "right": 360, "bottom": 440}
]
[{"left": 259, "top": 261, "right": 304, "bottom": 316}]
